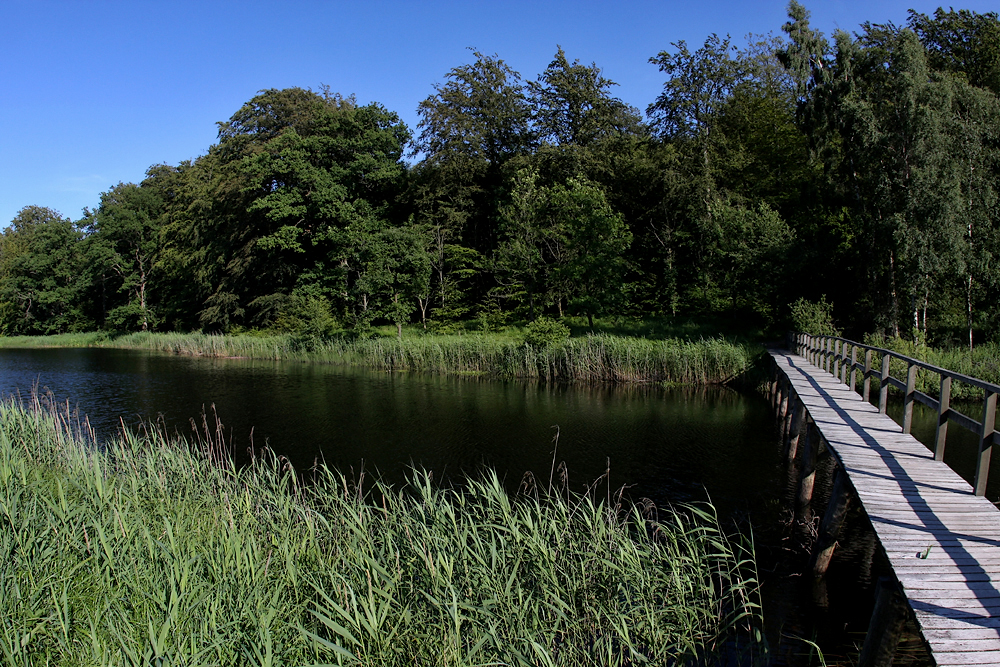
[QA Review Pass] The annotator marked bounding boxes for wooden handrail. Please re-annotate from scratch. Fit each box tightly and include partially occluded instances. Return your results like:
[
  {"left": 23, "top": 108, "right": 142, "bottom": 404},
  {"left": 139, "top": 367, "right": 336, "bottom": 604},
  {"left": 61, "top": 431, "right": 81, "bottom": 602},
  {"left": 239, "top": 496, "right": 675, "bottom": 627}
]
[{"left": 790, "top": 332, "right": 1000, "bottom": 496}]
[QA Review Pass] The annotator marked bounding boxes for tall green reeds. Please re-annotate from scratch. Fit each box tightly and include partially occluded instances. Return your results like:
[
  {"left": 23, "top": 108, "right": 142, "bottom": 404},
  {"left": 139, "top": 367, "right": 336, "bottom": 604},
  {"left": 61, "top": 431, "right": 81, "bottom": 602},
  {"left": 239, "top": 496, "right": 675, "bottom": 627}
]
[
  {"left": 0, "top": 396, "right": 764, "bottom": 666},
  {"left": 99, "top": 331, "right": 753, "bottom": 385}
]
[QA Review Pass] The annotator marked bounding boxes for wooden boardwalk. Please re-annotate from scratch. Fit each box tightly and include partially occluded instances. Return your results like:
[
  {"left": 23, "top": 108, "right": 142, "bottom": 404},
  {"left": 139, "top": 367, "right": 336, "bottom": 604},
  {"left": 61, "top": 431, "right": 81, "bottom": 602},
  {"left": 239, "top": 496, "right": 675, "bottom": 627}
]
[{"left": 770, "top": 348, "right": 1000, "bottom": 666}]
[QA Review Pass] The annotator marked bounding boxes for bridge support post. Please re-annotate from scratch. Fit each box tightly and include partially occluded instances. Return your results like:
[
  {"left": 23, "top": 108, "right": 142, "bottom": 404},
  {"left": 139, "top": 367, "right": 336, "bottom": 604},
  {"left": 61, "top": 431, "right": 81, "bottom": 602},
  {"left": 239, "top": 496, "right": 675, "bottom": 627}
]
[
  {"left": 785, "top": 398, "right": 807, "bottom": 464},
  {"left": 798, "top": 421, "right": 819, "bottom": 507},
  {"left": 781, "top": 389, "right": 797, "bottom": 440},
  {"left": 778, "top": 379, "right": 790, "bottom": 424},
  {"left": 858, "top": 576, "right": 906, "bottom": 667},
  {"left": 811, "top": 466, "right": 852, "bottom": 576}
]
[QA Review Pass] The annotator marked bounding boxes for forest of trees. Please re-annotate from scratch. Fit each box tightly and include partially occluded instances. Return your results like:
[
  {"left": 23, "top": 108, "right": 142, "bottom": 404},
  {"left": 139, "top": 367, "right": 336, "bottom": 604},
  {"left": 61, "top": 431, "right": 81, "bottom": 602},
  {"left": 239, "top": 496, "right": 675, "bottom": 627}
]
[{"left": 3, "top": 3, "right": 999, "bottom": 347}]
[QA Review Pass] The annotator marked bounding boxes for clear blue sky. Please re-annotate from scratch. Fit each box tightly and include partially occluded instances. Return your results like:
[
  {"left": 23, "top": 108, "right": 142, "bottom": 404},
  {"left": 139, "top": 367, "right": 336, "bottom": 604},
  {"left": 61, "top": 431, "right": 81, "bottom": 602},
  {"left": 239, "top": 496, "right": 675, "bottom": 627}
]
[{"left": 3, "top": 0, "right": 996, "bottom": 226}]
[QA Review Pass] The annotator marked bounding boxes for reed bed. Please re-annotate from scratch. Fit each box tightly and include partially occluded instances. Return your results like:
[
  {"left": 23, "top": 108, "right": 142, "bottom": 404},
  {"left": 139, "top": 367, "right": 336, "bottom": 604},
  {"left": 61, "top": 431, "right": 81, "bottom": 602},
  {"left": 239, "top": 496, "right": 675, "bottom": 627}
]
[
  {"left": 98, "top": 331, "right": 754, "bottom": 385},
  {"left": 0, "top": 395, "right": 764, "bottom": 666}
]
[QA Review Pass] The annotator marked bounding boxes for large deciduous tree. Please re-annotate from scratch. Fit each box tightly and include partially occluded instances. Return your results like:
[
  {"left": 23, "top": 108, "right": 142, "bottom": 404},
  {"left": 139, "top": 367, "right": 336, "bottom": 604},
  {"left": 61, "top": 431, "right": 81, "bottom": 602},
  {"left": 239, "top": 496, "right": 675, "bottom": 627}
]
[
  {"left": 0, "top": 207, "right": 92, "bottom": 334},
  {"left": 494, "top": 169, "right": 631, "bottom": 323},
  {"left": 413, "top": 50, "right": 532, "bottom": 264},
  {"left": 92, "top": 182, "right": 165, "bottom": 331},
  {"left": 182, "top": 87, "right": 412, "bottom": 331}
]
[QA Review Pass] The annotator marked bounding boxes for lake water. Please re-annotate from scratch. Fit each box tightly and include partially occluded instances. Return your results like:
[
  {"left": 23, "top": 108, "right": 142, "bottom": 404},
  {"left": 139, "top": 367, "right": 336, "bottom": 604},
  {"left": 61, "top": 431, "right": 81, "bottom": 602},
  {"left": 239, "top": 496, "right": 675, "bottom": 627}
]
[{"left": 0, "top": 346, "right": 927, "bottom": 665}]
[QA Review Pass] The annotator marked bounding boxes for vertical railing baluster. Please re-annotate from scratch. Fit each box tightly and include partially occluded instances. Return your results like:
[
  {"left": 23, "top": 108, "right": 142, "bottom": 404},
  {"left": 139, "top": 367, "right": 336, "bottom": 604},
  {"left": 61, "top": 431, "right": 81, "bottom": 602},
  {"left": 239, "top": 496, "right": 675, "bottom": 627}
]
[
  {"left": 934, "top": 375, "right": 951, "bottom": 461},
  {"left": 834, "top": 340, "right": 841, "bottom": 380},
  {"left": 863, "top": 348, "right": 873, "bottom": 403},
  {"left": 879, "top": 353, "right": 891, "bottom": 415},
  {"left": 841, "top": 343, "right": 850, "bottom": 384},
  {"left": 974, "top": 390, "right": 997, "bottom": 496},
  {"left": 850, "top": 345, "right": 858, "bottom": 392},
  {"left": 902, "top": 362, "right": 917, "bottom": 434}
]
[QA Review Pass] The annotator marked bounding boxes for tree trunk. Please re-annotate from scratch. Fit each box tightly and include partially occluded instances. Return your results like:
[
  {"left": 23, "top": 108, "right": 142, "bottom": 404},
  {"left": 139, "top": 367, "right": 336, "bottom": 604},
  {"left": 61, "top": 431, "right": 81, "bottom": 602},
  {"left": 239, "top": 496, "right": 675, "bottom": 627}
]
[
  {"left": 417, "top": 296, "right": 428, "bottom": 329},
  {"left": 922, "top": 285, "right": 928, "bottom": 344},
  {"left": 587, "top": 312, "right": 594, "bottom": 328},
  {"left": 139, "top": 269, "right": 148, "bottom": 332},
  {"left": 889, "top": 251, "right": 900, "bottom": 338},
  {"left": 967, "top": 274, "right": 974, "bottom": 352}
]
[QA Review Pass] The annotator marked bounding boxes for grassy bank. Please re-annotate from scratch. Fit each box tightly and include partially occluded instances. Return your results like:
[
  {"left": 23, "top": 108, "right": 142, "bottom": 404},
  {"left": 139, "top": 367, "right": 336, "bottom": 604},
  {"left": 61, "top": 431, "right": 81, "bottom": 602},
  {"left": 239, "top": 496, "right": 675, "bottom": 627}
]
[
  {"left": 0, "top": 396, "right": 763, "bottom": 666},
  {"left": 0, "top": 329, "right": 757, "bottom": 385},
  {"left": 0, "top": 331, "right": 112, "bottom": 348}
]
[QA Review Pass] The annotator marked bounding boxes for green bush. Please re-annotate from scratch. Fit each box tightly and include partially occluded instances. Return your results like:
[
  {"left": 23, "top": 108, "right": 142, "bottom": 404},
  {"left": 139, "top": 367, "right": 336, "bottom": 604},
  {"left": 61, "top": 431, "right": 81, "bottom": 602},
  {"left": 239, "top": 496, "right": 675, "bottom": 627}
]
[
  {"left": 522, "top": 316, "right": 570, "bottom": 349},
  {"left": 789, "top": 296, "right": 840, "bottom": 337},
  {"left": 274, "top": 294, "right": 339, "bottom": 349}
]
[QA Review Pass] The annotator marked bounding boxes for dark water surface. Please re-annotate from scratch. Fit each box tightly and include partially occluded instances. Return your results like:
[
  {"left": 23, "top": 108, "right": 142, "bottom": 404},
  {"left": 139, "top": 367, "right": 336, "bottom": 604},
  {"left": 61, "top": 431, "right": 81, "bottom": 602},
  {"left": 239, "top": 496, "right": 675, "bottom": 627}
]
[
  {"left": 0, "top": 347, "right": 782, "bottom": 512},
  {"left": 0, "top": 347, "right": 902, "bottom": 665}
]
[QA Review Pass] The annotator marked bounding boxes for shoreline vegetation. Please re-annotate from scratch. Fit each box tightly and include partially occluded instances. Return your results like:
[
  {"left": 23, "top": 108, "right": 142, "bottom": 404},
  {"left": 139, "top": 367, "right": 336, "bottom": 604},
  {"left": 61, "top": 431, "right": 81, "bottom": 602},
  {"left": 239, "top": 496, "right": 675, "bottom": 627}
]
[
  {"left": 0, "top": 329, "right": 758, "bottom": 385},
  {"left": 0, "top": 394, "right": 764, "bottom": 665}
]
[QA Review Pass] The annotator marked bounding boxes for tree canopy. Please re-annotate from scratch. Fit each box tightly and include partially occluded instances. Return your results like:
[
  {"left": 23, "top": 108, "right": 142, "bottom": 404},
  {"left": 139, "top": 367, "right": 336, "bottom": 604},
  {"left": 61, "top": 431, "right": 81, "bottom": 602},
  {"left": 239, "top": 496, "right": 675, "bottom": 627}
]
[{"left": 6, "top": 6, "right": 1000, "bottom": 349}]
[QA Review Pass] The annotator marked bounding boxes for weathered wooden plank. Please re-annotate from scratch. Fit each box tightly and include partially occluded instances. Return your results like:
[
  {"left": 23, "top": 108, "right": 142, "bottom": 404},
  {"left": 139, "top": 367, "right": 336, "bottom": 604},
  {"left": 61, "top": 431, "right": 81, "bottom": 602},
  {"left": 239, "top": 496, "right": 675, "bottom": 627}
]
[
  {"left": 913, "top": 613, "right": 1000, "bottom": 630},
  {"left": 933, "top": 654, "right": 1000, "bottom": 666},
  {"left": 928, "top": 639, "right": 1000, "bottom": 654},
  {"left": 894, "top": 561, "right": 1000, "bottom": 571},
  {"left": 924, "top": 627, "right": 1000, "bottom": 641},
  {"left": 900, "top": 571, "right": 1000, "bottom": 583}
]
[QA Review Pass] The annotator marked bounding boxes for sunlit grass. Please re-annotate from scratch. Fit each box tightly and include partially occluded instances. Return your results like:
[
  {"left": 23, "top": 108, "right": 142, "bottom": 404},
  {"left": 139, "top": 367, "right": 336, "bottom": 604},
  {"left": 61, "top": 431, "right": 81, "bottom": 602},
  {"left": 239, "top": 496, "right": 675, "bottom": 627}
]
[
  {"left": 0, "top": 395, "right": 765, "bottom": 666},
  {"left": 0, "top": 331, "right": 112, "bottom": 348}
]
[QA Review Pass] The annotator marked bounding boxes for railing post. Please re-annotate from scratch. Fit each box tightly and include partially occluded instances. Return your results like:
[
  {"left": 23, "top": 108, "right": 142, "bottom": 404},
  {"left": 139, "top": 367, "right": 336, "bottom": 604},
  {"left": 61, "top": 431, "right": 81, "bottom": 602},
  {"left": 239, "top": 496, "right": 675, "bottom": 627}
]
[
  {"left": 841, "top": 342, "right": 850, "bottom": 385},
  {"left": 824, "top": 337, "right": 831, "bottom": 373},
  {"left": 850, "top": 345, "right": 858, "bottom": 392},
  {"left": 934, "top": 375, "right": 951, "bottom": 462},
  {"left": 863, "top": 348, "right": 873, "bottom": 403},
  {"left": 834, "top": 340, "right": 841, "bottom": 381},
  {"left": 974, "top": 390, "right": 997, "bottom": 497},
  {"left": 902, "top": 363, "right": 917, "bottom": 434},
  {"left": 879, "top": 353, "right": 891, "bottom": 415}
]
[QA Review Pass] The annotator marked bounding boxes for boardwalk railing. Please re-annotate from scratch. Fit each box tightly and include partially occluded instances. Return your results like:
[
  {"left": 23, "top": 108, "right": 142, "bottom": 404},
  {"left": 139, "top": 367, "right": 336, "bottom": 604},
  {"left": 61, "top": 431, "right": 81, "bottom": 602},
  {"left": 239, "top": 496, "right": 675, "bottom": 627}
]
[{"left": 790, "top": 332, "right": 1000, "bottom": 496}]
